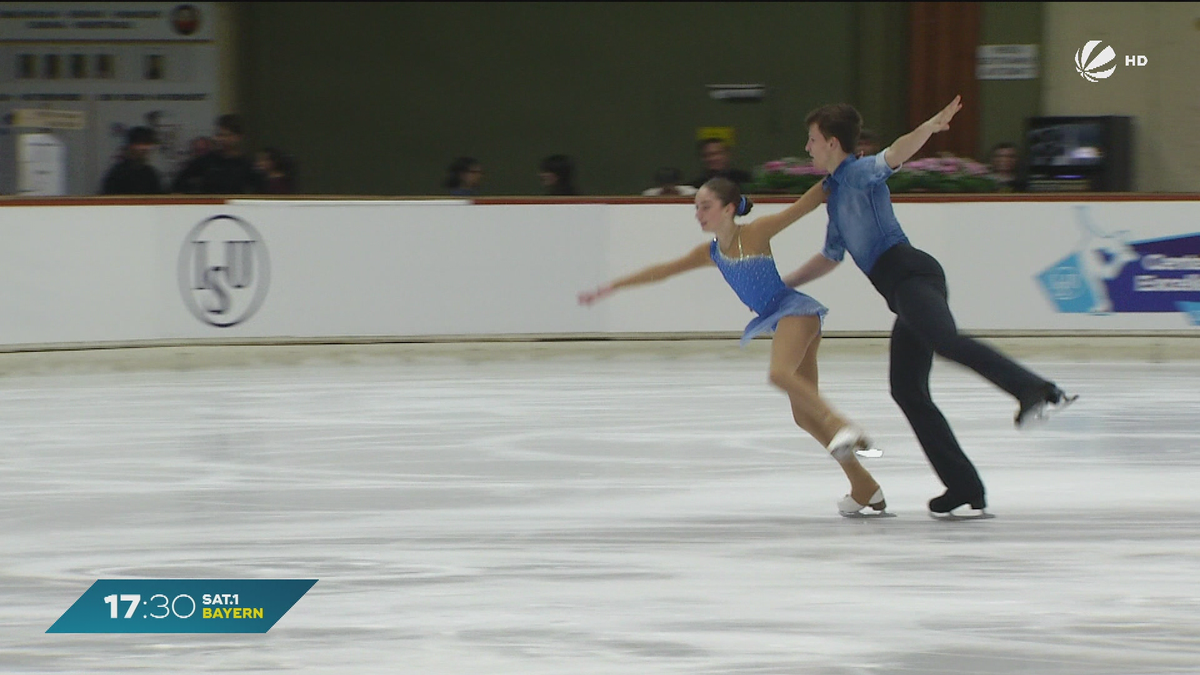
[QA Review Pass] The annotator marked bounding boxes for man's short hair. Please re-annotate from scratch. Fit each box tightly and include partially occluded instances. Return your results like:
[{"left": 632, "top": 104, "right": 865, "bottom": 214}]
[
  {"left": 805, "top": 104, "right": 862, "bottom": 154},
  {"left": 216, "top": 113, "right": 244, "bottom": 136}
]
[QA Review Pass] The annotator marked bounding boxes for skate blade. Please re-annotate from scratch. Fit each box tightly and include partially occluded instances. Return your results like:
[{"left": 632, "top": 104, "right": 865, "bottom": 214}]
[
  {"left": 855, "top": 447, "right": 883, "bottom": 459},
  {"left": 840, "top": 510, "right": 896, "bottom": 519},
  {"left": 1017, "top": 394, "right": 1080, "bottom": 428},
  {"left": 929, "top": 510, "right": 995, "bottom": 521},
  {"left": 1054, "top": 394, "right": 1080, "bottom": 415},
  {"left": 1037, "top": 394, "right": 1079, "bottom": 424}
]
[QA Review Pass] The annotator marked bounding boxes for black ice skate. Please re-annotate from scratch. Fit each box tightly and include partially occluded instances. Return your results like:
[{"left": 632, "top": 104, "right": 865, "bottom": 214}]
[
  {"left": 1015, "top": 384, "right": 1078, "bottom": 429},
  {"left": 928, "top": 491, "right": 994, "bottom": 521}
]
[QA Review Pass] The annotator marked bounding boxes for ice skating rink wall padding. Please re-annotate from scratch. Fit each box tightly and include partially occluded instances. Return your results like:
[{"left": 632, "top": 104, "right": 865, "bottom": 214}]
[{"left": 0, "top": 195, "right": 1197, "bottom": 360}]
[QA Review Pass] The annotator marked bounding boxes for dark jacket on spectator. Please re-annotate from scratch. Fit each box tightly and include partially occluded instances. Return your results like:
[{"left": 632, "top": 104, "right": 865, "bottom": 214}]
[
  {"left": 101, "top": 159, "right": 163, "bottom": 195},
  {"left": 172, "top": 152, "right": 265, "bottom": 194}
]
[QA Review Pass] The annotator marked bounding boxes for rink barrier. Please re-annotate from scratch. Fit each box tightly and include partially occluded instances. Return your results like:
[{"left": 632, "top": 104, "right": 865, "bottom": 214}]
[
  {"left": 0, "top": 336, "right": 1197, "bottom": 379},
  {"left": 0, "top": 195, "right": 1197, "bottom": 357}
]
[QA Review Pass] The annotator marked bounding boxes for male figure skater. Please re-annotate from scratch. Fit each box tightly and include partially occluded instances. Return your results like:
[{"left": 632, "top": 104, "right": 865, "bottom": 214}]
[{"left": 782, "top": 96, "right": 1077, "bottom": 519}]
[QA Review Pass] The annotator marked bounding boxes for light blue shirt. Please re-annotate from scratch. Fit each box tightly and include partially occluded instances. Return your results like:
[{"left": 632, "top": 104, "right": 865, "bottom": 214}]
[{"left": 820, "top": 151, "right": 910, "bottom": 275}]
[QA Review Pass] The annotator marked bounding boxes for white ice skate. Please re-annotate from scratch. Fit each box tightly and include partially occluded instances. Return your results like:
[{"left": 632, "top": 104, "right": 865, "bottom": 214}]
[
  {"left": 838, "top": 488, "right": 894, "bottom": 519},
  {"left": 856, "top": 445, "right": 884, "bottom": 459},
  {"left": 827, "top": 426, "right": 883, "bottom": 462}
]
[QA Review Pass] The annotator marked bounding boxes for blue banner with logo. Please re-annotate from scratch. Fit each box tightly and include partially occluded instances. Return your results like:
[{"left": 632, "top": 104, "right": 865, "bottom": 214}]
[
  {"left": 47, "top": 579, "right": 316, "bottom": 633},
  {"left": 1036, "top": 206, "right": 1200, "bottom": 324}
]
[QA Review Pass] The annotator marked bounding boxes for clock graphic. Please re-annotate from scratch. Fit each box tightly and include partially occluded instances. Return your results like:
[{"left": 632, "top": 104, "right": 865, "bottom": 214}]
[{"left": 47, "top": 579, "right": 316, "bottom": 633}]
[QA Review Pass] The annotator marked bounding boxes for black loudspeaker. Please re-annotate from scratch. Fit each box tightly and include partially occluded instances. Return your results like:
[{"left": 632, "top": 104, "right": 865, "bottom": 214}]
[{"left": 1023, "top": 116, "right": 1133, "bottom": 192}]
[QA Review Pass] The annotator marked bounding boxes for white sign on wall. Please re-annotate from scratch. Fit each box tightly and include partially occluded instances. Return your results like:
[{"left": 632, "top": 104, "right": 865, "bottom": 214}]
[
  {"left": 0, "top": 3, "right": 213, "bottom": 42},
  {"left": 977, "top": 44, "right": 1039, "bottom": 80},
  {"left": 0, "top": 2, "right": 218, "bottom": 195},
  {"left": 15, "top": 133, "right": 66, "bottom": 195}
]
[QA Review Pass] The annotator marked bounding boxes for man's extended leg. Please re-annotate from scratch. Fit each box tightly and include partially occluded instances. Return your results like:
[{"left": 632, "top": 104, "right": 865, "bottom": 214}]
[{"left": 890, "top": 276, "right": 1046, "bottom": 399}]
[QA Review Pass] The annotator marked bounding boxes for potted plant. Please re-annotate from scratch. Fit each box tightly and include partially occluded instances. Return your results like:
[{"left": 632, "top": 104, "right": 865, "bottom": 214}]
[
  {"left": 745, "top": 157, "right": 826, "bottom": 194},
  {"left": 747, "top": 154, "right": 999, "bottom": 194},
  {"left": 888, "top": 155, "right": 999, "bottom": 193}
]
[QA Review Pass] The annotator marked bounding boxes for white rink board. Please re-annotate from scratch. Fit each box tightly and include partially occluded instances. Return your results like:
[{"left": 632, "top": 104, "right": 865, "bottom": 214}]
[{"left": 0, "top": 199, "right": 1196, "bottom": 348}]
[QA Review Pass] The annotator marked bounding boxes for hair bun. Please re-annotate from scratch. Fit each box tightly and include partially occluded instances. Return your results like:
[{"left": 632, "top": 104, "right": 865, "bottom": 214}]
[{"left": 736, "top": 195, "right": 754, "bottom": 216}]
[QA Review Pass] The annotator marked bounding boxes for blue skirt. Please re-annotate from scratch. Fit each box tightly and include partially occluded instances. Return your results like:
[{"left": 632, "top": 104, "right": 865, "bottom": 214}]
[{"left": 740, "top": 288, "right": 829, "bottom": 346}]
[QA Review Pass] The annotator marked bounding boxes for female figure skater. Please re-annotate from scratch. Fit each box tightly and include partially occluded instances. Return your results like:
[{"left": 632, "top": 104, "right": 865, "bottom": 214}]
[{"left": 578, "top": 178, "right": 888, "bottom": 517}]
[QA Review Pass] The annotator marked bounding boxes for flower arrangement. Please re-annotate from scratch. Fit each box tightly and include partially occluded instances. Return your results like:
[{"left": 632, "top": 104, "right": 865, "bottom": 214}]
[
  {"left": 887, "top": 155, "right": 999, "bottom": 193},
  {"left": 746, "top": 157, "right": 825, "bottom": 194},
  {"left": 747, "top": 154, "right": 1000, "bottom": 194}
]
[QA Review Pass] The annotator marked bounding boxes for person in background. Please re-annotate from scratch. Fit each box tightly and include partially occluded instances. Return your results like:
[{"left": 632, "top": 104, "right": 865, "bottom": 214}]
[
  {"left": 171, "top": 114, "right": 264, "bottom": 194},
  {"left": 642, "top": 167, "right": 697, "bottom": 196},
  {"left": 689, "top": 138, "right": 752, "bottom": 189},
  {"left": 539, "top": 154, "right": 578, "bottom": 196},
  {"left": 100, "top": 126, "right": 163, "bottom": 195},
  {"left": 443, "top": 156, "right": 483, "bottom": 196},
  {"left": 255, "top": 147, "right": 297, "bottom": 194},
  {"left": 987, "top": 142, "right": 1025, "bottom": 192},
  {"left": 188, "top": 135, "right": 213, "bottom": 161}
]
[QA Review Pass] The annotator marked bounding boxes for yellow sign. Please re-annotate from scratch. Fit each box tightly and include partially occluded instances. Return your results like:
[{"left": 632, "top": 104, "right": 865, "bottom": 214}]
[
  {"left": 696, "top": 127, "right": 735, "bottom": 146},
  {"left": 13, "top": 108, "right": 86, "bottom": 130}
]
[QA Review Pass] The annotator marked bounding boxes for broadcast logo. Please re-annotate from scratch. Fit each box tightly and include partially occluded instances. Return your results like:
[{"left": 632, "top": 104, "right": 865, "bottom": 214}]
[
  {"left": 1075, "top": 41, "right": 1116, "bottom": 82},
  {"left": 1075, "top": 40, "right": 1148, "bottom": 83}
]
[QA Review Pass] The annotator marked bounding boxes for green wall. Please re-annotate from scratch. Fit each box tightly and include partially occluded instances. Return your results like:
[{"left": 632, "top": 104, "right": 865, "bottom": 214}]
[
  {"left": 237, "top": 2, "right": 860, "bottom": 196},
  {"left": 236, "top": 2, "right": 1035, "bottom": 195},
  {"left": 853, "top": 2, "right": 909, "bottom": 155},
  {"left": 978, "top": 1, "right": 1042, "bottom": 163}
]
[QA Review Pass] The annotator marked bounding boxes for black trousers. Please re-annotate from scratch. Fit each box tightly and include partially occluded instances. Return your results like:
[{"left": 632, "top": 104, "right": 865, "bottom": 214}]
[{"left": 868, "top": 244, "right": 1048, "bottom": 498}]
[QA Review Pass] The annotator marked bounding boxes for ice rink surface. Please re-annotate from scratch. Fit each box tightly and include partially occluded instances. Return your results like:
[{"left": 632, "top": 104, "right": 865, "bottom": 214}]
[{"left": 1, "top": 340, "right": 1198, "bottom": 674}]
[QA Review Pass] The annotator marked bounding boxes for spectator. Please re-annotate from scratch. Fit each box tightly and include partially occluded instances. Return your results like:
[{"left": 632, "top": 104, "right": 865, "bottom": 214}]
[
  {"left": 856, "top": 128, "right": 881, "bottom": 158},
  {"left": 539, "top": 154, "right": 578, "bottom": 196},
  {"left": 988, "top": 142, "right": 1025, "bottom": 192},
  {"left": 255, "top": 147, "right": 297, "bottom": 194},
  {"left": 443, "top": 156, "right": 483, "bottom": 196},
  {"left": 100, "top": 126, "right": 163, "bottom": 195},
  {"left": 171, "top": 114, "right": 265, "bottom": 194},
  {"left": 169, "top": 135, "right": 212, "bottom": 188},
  {"left": 689, "top": 138, "right": 752, "bottom": 189},
  {"left": 187, "top": 135, "right": 213, "bottom": 160},
  {"left": 642, "top": 167, "right": 697, "bottom": 196}
]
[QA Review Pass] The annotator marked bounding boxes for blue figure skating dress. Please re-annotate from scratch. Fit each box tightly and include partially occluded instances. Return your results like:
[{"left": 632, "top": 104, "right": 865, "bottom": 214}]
[{"left": 710, "top": 238, "right": 829, "bottom": 346}]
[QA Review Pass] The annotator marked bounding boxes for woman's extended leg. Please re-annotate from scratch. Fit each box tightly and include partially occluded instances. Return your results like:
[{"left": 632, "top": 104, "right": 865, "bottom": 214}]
[{"left": 769, "top": 316, "right": 883, "bottom": 508}]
